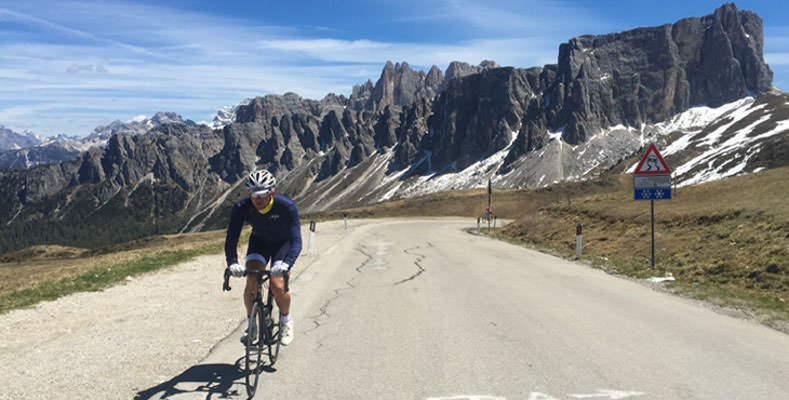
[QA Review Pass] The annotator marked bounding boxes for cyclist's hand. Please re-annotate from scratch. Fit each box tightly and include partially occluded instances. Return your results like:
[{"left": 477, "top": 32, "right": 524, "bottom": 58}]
[
  {"left": 271, "top": 262, "right": 289, "bottom": 275},
  {"left": 229, "top": 263, "right": 244, "bottom": 278}
]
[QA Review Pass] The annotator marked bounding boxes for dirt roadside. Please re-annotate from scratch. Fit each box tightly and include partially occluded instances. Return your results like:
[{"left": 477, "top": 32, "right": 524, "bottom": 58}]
[{"left": 0, "top": 220, "right": 351, "bottom": 400}]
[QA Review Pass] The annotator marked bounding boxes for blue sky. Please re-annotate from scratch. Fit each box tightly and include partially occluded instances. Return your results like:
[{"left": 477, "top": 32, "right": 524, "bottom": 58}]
[{"left": 1, "top": 0, "right": 787, "bottom": 137}]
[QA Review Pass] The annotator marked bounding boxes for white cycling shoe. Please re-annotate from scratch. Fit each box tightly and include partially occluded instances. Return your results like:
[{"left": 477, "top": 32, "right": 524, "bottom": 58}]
[{"left": 280, "top": 320, "right": 294, "bottom": 345}]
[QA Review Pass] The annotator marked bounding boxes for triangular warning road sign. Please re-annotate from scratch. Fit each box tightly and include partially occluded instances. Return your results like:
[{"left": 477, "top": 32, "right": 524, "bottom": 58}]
[{"left": 634, "top": 143, "right": 671, "bottom": 175}]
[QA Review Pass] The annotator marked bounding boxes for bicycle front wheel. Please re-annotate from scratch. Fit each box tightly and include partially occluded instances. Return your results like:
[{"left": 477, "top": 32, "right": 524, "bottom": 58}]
[
  {"left": 245, "top": 302, "right": 263, "bottom": 398},
  {"left": 266, "top": 316, "right": 281, "bottom": 365}
]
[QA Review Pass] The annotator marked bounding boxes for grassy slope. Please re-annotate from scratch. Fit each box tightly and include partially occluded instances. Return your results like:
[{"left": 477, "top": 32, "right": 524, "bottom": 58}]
[{"left": 497, "top": 168, "right": 789, "bottom": 324}]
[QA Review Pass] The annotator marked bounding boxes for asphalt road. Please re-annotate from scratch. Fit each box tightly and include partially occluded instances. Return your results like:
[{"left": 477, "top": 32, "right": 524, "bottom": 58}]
[{"left": 137, "top": 219, "right": 789, "bottom": 400}]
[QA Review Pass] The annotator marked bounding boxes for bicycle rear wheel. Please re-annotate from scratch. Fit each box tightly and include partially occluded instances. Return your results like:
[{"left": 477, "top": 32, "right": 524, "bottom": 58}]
[{"left": 244, "top": 302, "right": 263, "bottom": 398}]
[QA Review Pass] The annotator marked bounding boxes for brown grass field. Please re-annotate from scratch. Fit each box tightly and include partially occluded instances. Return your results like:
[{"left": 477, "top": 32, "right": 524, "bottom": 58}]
[{"left": 0, "top": 229, "right": 232, "bottom": 293}]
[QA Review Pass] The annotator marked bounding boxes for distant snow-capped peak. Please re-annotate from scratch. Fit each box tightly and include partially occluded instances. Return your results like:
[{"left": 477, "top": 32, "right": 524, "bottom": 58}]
[
  {"left": 201, "top": 98, "right": 251, "bottom": 130},
  {"left": 0, "top": 126, "right": 43, "bottom": 151},
  {"left": 85, "top": 112, "right": 187, "bottom": 144}
]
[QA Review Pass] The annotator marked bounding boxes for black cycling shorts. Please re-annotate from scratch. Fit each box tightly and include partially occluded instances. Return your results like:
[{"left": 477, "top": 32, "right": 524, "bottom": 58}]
[{"left": 245, "top": 232, "right": 292, "bottom": 267}]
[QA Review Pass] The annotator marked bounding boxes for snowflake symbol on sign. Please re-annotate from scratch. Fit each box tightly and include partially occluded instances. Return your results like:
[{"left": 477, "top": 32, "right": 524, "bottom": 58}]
[
  {"left": 655, "top": 190, "right": 664, "bottom": 199},
  {"left": 641, "top": 190, "right": 650, "bottom": 199}
]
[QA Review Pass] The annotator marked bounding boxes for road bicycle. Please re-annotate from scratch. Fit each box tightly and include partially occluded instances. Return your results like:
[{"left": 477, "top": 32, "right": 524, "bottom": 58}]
[{"left": 223, "top": 268, "right": 286, "bottom": 398}]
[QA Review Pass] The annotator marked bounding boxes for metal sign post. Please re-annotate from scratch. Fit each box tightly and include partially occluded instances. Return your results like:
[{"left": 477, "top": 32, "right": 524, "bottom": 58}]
[
  {"left": 651, "top": 200, "right": 655, "bottom": 267},
  {"left": 633, "top": 144, "right": 672, "bottom": 268}
]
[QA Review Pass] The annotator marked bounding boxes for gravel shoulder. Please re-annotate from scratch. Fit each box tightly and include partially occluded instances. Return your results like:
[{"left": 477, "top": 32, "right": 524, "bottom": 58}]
[{"left": 0, "top": 220, "right": 352, "bottom": 400}]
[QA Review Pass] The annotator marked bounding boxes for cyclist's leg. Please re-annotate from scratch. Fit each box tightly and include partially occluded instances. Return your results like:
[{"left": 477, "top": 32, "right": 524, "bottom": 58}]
[
  {"left": 270, "top": 241, "right": 293, "bottom": 316},
  {"left": 269, "top": 265, "right": 290, "bottom": 315},
  {"left": 270, "top": 261, "right": 293, "bottom": 345},
  {"left": 244, "top": 258, "right": 266, "bottom": 314}
]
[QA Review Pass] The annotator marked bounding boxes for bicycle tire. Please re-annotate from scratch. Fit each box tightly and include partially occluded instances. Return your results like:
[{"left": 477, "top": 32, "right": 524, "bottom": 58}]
[
  {"left": 245, "top": 302, "right": 263, "bottom": 398},
  {"left": 267, "top": 314, "right": 281, "bottom": 364}
]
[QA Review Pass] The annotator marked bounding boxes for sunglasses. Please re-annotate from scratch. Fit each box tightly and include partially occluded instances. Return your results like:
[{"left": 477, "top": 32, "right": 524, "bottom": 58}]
[{"left": 250, "top": 192, "right": 271, "bottom": 199}]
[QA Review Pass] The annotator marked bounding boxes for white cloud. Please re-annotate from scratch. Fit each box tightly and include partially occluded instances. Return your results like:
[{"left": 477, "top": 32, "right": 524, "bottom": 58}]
[
  {"left": 392, "top": 0, "right": 606, "bottom": 36},
  {"left": 9, "top": 0, "right": 780, "bottom": 137},
  {"left": 66, "top": 64, "right": 108, "bottom": 74},
  {"left": 0, "top": 7, "right": 97, "bottom": 41},
  {"left": 0, "top": 1, "right": 574, "bottom": 137},
  {"left": 256, "top": 37, "right": 558, "bottom": 70},
  {"left": 766, "top": 52, "right": 789, "bottom": 66}
]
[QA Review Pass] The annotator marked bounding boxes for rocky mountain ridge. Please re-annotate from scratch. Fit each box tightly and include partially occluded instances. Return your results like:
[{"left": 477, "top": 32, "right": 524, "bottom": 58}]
[
  {"left": 0, "top": 112, "right": 220, "bottom": 169},
  {"left": 0, "top": 3, "right": 785, "bottom": 255},
  {"left": 85, "top": 112, "right": 194, "bottom": 143},
  {"left": 347, "top": 60, "right": 500, "bottom": 113}
]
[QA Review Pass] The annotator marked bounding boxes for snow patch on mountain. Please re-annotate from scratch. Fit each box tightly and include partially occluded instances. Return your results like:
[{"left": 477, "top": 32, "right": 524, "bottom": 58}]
[
  {"left": 676, "top": 115, "right": 789, "bottom": 186},
  {"left": 617, "top": 96, "right": 789, "bottom": 187},
  {"left": 382, "top": 129, "right": 520, "bottom": 201},
  {"left": 658, "top": 97, "right": 755, "bottom": 136}
]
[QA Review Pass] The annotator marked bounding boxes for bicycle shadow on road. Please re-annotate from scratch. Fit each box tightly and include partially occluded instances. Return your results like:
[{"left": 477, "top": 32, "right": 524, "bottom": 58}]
[{"left": 134, "top": 357, "right": 275, "bottom": 399}]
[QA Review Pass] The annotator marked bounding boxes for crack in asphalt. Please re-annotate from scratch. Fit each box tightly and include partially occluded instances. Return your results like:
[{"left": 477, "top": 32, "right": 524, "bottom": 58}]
[
  {"left": 394, "top": 242, "right": 432, "bottom": 286},
  {"left": 302, "top": 244, "right": 372, "bottom": 348},
  {"left": 302, "top": 279, "right": 358, "bottom": 342},
  {"left": 355, "top": 245, "right": 373, "bottom": 273},
  {"left": 303, "top": 240, "right": 432, "bottom": 349}
]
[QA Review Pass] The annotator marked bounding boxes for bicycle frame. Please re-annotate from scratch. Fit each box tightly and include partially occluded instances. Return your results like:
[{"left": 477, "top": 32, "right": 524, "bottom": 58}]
[{"left": 247, "top": 269, "right": 271, "bottom": 303}]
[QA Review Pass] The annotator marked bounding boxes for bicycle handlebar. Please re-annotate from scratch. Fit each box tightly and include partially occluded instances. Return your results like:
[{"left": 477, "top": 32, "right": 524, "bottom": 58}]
[
  {"left": 223, "top": 268, "right": 283, "bottom": 292},
  {"left": 242, "top": 270, "right": 271, "bottom": 276}
]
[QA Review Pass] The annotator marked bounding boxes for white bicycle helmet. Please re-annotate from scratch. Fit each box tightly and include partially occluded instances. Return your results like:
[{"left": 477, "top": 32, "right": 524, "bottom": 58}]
[{"left": 245, "top": 169, "right": 276, "bottom": 195}]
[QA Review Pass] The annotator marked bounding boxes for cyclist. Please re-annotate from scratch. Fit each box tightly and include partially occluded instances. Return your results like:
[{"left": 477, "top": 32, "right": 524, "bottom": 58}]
[{"left": 225, "top": 169, "right": 301, "bottom": 345}]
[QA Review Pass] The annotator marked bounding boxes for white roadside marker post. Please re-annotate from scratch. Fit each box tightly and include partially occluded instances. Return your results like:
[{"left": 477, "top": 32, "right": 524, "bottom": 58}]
[
  {"left": 308, "top": 220, "right": 316, "bottom": 256},
  {"left": 575, "top": 224, "right": 582, "bottom": 259}
]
